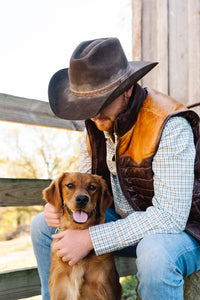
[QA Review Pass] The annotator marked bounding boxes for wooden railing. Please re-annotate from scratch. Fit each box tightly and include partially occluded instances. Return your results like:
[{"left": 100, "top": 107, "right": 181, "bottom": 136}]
[{"left": 0, "top": 93, "right": 137, "bottom": 299}]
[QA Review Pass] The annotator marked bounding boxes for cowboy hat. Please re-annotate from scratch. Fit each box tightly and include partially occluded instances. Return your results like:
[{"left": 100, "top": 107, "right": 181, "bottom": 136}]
[{"left": 48, "top": 37, "right": 158, "bottom": 120}]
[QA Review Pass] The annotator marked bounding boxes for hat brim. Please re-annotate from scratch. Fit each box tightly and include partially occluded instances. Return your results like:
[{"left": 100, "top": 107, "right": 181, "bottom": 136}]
[{"left": 48, "top": 61, "right": 158, "bottom": 120}]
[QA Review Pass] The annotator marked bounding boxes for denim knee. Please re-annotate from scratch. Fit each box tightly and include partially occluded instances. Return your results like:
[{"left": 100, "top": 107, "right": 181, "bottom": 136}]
[
  {"left": 31, "top": 212, "right": 54, "bottom": 300},
  {"left": 137, "top": 235, "right": 172, "bottom": 280},
  {"left": 136, "top": 234, "right": 184, "bottom": 298},
  {"left": 31, "top": 212, "right": 45, "bottom": 243}
]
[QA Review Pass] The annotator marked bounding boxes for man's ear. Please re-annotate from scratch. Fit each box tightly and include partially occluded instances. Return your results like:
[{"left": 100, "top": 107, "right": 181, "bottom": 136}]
[
  {"left": 125, "top": 85, "right": 134, "bottom": 99},
  {"left": 42, "top": 172, "right": 67, "bottom": 212}
]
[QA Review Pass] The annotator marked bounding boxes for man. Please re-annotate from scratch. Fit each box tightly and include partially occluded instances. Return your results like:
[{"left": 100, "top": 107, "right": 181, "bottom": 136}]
[{"left": 31, "top": 38, "right": 200, "bottom": 299}]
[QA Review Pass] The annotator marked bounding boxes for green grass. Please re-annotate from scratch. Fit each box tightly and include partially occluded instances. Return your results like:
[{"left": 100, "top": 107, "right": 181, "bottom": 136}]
[{"left": 121, "top": 275, "right": 139, "bottom": 300}]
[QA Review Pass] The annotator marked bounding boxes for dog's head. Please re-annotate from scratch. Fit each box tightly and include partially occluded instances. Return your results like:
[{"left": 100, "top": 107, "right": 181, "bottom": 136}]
[{"left": 43, "top": 172, "right": 113, "bottom": 228}]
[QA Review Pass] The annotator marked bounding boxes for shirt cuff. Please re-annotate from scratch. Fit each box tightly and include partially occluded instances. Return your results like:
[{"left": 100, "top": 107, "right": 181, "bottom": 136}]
[{"left": 89, "top": 222, "right": 121, "bottom": 255}]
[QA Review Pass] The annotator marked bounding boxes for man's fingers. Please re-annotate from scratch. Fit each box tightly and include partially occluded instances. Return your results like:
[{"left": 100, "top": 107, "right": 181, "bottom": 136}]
[
  {"left": 62, "top": 256, "right": 69, "bottom": 262},
  {"left": 43, "top": 203, "right": 63, "bottom": 227},
  {"left": 68, "top": 259, "right": 75, "bottom": 266},
  {"left": 44, "top": 211, "right": 62, "bottom": 219},
  {"left": 48, "top": 220, "right": 61, "bottom": 227},
  {"left": 52, "top": 231, "right": 65, "bottom": 240}
]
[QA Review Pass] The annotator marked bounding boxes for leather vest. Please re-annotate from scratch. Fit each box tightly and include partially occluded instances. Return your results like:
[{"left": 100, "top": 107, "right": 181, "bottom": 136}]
[{"left": 85, "top": 84, "right": 200, "bottom": 243}]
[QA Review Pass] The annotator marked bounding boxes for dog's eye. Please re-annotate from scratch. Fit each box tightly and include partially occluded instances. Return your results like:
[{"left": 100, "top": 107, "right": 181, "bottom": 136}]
[
  {"left": 88, "top": 184, "right": 96, "bottom": 191},
  {"left": 66, "top": 183, "right": 74, "bottom": 189}
]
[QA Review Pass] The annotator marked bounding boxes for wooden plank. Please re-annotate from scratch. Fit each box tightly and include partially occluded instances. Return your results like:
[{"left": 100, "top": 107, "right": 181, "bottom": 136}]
[
  {"left": 155, "top": 0, "right": 168, "bottom": 94},
  {"left": 0, "top": 178, "right": 51, "bottom": 206},
  {"left": 0, "top": 267, "right": 41, "bottom": 300},
  {"left": 0, "top": 93, "right": 84, "bottom": 131},
  {"left": 188, "top": 0, "right": 200, "bottom": 105},
  {"left": 132, "top": 0, "right": 142, "bottom": 61},
  {"left": 168, "top": 0, "right": 188, "bottom": 104},
  {"left": 132, "top": 0, "right": 200, "bottom": 106},
  {"left": 142, "top": 0, "right": 158, "bottom": 89},
  {"left": 141, "top": 0, "right": 168, "bottom": 92}
]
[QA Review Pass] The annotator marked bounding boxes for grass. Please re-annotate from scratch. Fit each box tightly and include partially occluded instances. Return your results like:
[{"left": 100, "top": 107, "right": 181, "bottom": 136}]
[{"left": 121, "top": 275, "right": 138, "bottom": 300}]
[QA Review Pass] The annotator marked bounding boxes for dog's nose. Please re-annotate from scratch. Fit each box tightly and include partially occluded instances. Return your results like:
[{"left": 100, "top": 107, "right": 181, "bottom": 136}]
[{"left": 75, "top": 195, "right": 89, "bottom": 207}]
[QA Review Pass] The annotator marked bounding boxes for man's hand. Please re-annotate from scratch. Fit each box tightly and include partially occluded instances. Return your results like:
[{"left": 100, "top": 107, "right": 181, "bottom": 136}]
[
  {"left": 44, "top": 203, "right": 63, "bottom": 227},
  {"left": 52, "top": 229, "right": 93, "bottom": 266}
]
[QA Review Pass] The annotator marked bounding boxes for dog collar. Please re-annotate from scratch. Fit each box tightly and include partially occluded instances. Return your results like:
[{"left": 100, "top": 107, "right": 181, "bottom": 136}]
[{"left": 55, "top": 227, "right": 63, "bottom": 234}]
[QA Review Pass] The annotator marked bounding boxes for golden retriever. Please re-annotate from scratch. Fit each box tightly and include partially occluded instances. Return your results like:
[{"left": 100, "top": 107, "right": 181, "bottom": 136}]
[{"left": 43, "top": 172, "right": 122, "bottom": 300}]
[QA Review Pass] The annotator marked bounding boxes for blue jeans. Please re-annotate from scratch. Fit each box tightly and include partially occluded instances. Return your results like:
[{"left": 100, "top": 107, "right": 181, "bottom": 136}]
[{"left": 31, "top": 208, "right": 200, "bottom": 300}]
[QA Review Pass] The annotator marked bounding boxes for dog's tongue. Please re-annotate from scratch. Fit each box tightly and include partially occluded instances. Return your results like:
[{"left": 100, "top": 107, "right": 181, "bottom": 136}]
[{"left": 73, "top": 211, "right": 88, "bottom": 223}]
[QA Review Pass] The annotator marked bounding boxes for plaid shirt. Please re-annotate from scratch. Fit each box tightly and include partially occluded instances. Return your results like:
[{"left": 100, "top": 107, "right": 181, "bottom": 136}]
[{"left": 77, "top": 117, "right": 195, "bottom": 255}]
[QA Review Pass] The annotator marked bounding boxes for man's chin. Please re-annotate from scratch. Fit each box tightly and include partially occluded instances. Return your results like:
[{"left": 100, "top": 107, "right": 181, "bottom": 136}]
[{"left": 94, "top": 120, "right": 113, "bottom": 132}]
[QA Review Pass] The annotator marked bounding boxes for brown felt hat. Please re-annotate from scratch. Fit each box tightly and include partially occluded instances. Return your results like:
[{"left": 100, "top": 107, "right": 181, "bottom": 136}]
[{"left": 48, "top": 37, "right": 158, "bottom": 120}]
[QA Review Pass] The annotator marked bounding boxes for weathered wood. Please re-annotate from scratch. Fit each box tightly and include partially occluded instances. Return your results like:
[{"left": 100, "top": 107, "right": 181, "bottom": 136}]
[
  {"left": 132, "top": 0, "right": 142, "bottom": 61},
  {"left": 155, "top": 0, "right": 168, "bottom": 94},
  {"left": 168, "top": 0, "right": 189, "bottom": 104},
  {"left": 141, "top": 0, "right": 168, "bottom": 93},
  {"left": 132, "top": 0, "right": 200, "bottom": 106},
  {"left": 0, "top": 93, "right": 84, "bottom": 131},
  {"left": 142, "top": 0, "right": 158, "bottom": 89},
  {"left": 0, "top": 178, "right": 51, "bottom": 206},
  {"left": 0, "top": 267, "right": 41, "bottom": 300},
  {"left": 187, "top": 0, "right": 200, "bottom": 106}
]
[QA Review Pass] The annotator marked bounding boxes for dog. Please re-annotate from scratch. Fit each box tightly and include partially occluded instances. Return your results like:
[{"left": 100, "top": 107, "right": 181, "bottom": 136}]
[{"left": 43, "top": 172, "right": 122, "bottom": 300}]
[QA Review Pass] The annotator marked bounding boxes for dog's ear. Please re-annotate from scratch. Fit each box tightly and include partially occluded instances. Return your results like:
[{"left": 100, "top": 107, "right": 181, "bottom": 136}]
[
  {"left": 43, "top": 172, "right": 67, "bottom": 211},
  {"left": 97, "top": 176, "right": 113, "bottom": 215}
]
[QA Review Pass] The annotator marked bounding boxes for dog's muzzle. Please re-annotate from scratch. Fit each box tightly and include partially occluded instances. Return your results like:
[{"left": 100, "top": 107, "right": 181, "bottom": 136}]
[{"left": 65, "top": 194, "right": 90, "bottom": 224}]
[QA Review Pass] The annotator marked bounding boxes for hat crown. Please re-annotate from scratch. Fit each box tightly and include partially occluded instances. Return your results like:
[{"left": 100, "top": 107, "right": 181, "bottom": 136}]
[
  {"left": 48, "top": 37, "right": 158, "bottom": 120},
  {"left": 69, "top": 38, "right": 130, "bottom": 95}
]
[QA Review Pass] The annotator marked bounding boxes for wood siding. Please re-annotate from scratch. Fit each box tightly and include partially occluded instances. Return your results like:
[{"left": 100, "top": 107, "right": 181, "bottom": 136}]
[{"left": 132, "top": 0, "right": 200, "bottom": 106}]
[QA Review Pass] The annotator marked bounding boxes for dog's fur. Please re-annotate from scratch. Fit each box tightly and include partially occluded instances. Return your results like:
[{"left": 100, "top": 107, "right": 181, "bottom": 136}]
[{"left": 43, "top": 172, "right": 122, "bottom": 300}]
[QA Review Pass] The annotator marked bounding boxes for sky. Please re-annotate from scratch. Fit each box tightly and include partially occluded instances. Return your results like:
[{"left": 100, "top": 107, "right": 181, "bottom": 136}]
[{"left": 0, "top": 0, "right": 132, "bottom": 102}]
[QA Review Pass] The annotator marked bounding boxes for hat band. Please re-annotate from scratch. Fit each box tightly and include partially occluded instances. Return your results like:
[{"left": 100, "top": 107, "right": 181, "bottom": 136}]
[{"left": 70, "top": 69, "right": 132, "bottom": 97}]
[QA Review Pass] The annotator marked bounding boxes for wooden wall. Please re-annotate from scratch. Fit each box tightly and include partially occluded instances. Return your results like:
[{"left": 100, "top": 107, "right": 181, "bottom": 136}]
[{"left": 132, "top": 0, "right": 200, "bottom": 106}]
